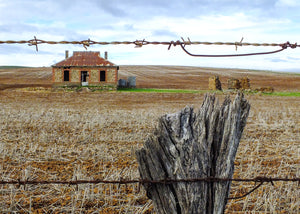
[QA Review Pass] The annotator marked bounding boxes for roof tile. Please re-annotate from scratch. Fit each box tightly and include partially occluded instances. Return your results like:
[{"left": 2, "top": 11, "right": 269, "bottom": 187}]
[{"left": 52, "top": 51, "right": 116, "bottom": 67}]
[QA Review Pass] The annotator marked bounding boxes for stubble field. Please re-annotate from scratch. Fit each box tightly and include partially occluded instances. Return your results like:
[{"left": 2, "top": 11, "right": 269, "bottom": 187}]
[{"left": 0, "top": 66, "right": 299, "bottom": 213}]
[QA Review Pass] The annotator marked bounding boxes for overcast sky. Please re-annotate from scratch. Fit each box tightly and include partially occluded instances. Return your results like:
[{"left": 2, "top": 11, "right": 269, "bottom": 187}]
[{"left": 0, "top": 0, "right": 300, "bottom": 72}]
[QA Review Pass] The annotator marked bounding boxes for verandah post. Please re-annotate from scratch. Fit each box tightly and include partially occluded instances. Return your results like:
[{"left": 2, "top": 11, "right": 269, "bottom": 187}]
[{"left": 136, "top": 93, "right": 250, "bottom": 214}]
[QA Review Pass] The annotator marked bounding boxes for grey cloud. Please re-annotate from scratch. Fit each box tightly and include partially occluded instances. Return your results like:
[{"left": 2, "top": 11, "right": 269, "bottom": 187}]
[
  {"left": 0, "top": 0, "right": 296, "bottom": 27},
  {"left": 152, "top": 29, "right": 178, "bottom": 37},
  {"left": 287, "top": 56, "right": 300, "bottom": 61},
  {"left": 267, "top": 56, "right": 300, "bottom": 63},
  {"left": 0, "top": 0, "right": 299, "bottom": 44},
  {"left": 123, "top": 24, "right": 134, "bottom": 31},
  {"left": 267, "top": 57, "right": 288, "bottom": 63},
  {"left": 0, "top": 23, "right": 85, "bottom": 41},
  {"left": 0, "top": 24, "right": 39, "bottom": 33},
  {"left": 86, "top": 0, "right": 280, "bottom": 18}
]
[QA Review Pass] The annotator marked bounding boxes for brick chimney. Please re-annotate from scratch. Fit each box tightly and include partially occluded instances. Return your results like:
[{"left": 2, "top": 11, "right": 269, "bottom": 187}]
[
  {"left": 65, "top": 50, "right": 69, "bottom": 59},
  {"left": 105, "top": 51, "right": 108, "bottom": 59}
]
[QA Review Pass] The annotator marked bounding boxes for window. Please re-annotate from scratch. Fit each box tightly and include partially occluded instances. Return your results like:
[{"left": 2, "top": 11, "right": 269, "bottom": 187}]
[
  {"left": 100, "top": 70, "right": 106, "bottom": 82},
  {"left": 64, "top": 70, "right": 70, "bottom": 81}
]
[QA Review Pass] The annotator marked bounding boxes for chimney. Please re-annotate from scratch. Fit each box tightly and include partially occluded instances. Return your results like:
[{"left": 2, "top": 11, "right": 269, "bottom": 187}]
[
  {"left": 65, "top": 50, "right": 69, "bottom": 59},
  {"left": 105, "top": 51, "right": 108, "bottom": 60}
]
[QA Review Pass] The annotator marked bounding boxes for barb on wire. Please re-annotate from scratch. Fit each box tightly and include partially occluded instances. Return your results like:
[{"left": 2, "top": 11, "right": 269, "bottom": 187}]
[
  {"left": 28, "top": 36, "right": 40, "bottom": 51},
  {"left": 134, "top": 39, "right": 148, "bottom": 48},
  {"left": 235, "top": 37, "right": 244, "bottom": 51},
  {"left": 82, "top": 39, "right": 91, "bottom": 50},
  {"left": 181, "top": 37, "right": 192, "bottom": 47}
]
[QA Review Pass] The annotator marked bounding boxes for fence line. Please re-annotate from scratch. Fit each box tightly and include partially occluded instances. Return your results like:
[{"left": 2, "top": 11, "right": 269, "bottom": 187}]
[
  {"left": 0, "top": 37, "right": 299, "bottom": 208},
  {"left": 0, "top": 36, "right": 298, "bottom": 56},
  {"left": 0, "top": 176, "right": 299, "bottom": 200}
]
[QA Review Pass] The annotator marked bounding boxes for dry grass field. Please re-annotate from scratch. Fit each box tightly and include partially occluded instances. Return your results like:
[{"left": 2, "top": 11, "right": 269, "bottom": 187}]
[{"left": 0, "top": 66, "right": 299, "bottom": 213}]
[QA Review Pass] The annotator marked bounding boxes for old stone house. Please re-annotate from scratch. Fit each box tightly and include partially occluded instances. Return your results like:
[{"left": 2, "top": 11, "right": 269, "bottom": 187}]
[{"left": 52, "top": 51, "right": 119, "bottom": 88}]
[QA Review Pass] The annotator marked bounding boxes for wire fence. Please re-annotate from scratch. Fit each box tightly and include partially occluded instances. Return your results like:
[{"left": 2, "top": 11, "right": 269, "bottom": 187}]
[
  {"left": 0, "top": 176, "right": 299, "bottom": 200},
  {"left": 0, "top": 36, "right": 299, "bottom": 56},
  {"left": 0, "top": 37, "right": 299, "bottom": 209}
]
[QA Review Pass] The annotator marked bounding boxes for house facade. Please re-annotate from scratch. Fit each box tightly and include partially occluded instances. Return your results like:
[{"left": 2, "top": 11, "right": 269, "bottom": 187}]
[{"left": 52, "top": 51, "right": 119, "bottom": 89}]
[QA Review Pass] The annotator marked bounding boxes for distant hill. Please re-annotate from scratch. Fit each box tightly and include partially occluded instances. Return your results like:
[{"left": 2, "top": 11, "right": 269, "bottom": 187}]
[{"left": 0, "top": 66, "right": 31, "bottom": 69}]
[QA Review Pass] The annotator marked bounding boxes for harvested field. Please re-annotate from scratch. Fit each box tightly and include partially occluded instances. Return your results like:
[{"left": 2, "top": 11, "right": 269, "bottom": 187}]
[
  {"left": 118, "top": 65, "right": 300, "bottom": 91},
  {"left": 0, "top": 66, "right": 299, "bottom": 213},
  {"left": 1, "top": 65, "right": 300, "bottom": 91}
]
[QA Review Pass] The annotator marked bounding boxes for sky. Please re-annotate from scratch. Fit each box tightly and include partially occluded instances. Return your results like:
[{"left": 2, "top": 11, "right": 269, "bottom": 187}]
[{"left": 0, "top": 0, "right": 300, "bottom": 72}]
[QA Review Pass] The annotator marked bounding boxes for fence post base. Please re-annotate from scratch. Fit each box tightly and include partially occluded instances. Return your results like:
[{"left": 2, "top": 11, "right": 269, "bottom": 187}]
[{"left": 136, "top": 93, "right": 250, "bottom": 214}]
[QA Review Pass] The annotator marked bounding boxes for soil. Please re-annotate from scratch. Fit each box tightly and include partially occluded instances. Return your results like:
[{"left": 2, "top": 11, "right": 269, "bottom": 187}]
[
  {"left": 0, "top": 65, "right": 299, "bottom": 91},
  {"left": 0, "top": 65, "right": 299, "bottom": 213}
]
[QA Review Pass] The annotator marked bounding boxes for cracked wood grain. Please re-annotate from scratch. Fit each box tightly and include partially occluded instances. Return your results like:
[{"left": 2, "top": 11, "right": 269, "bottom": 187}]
[{"left": 136, "top": 93, "right": 250, "bottom": 214}]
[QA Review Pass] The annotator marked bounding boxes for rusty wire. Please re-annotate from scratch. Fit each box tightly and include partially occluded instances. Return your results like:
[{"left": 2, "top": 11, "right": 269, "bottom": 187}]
[
  {"left": 0, "top": 37, "right": 298, "bottom": 56},
  {"left": 0, "top": 176, "right": 298, "bottom": 200},
  {"left": 178, "top": 41, "right": 295, "bottom": 57}
]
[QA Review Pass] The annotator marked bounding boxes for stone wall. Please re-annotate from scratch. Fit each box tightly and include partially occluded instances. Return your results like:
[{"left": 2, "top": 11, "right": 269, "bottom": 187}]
[
  {"left": 53, "top": 68, "right": 63, "bottom": 82},
  {"left": 71, "top": 69, "right": 80, "bottom": 82},
  {"left": 106, "top": 68, "right": 117, "bottom": 83},
  {"left": 90, "top": 69, "right": 99, "bottom": 83},
  {"left": 52, "top": 66, "right": 118, "bottom": 88}
]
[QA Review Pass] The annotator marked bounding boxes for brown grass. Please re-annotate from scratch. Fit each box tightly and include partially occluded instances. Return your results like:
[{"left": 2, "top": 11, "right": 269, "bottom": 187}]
[{"left": 0, "top": 66, "right": 299, "bottom": 213}]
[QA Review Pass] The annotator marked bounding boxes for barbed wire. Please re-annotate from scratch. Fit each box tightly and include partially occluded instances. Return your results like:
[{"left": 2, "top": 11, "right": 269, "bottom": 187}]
[
  {"left": 0, "top": 37, "right": 299, "bottom": 204},
  {"left": 0, "top": 36, "right": 298, "bottom": 57},
  {"left": 0, "top": 176, "right": 298, "bottom": 200}
]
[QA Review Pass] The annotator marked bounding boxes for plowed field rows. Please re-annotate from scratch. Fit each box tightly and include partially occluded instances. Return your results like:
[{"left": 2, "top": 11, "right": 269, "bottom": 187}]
[{"left": 0, "top": 66, "right": 299, "bottom": 213}]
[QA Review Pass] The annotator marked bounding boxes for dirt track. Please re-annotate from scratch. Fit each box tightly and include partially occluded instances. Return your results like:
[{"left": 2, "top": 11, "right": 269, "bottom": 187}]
[{"left": 0, "top": 65, "right": 299, "bottom": 91}]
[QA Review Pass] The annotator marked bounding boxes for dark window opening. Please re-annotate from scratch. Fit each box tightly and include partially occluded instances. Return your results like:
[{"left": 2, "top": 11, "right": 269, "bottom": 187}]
[
  {"left": 100, "top": 70, "right": 106, "bottom": 82},
  {"left": 64, "top": 70, "right": 70, "bottom": 81}
]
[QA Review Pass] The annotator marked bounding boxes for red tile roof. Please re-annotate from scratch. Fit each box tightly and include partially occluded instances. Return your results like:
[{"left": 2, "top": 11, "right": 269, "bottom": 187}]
[{"left": 52, "top": 51, "right": 116, "bottom": 67}]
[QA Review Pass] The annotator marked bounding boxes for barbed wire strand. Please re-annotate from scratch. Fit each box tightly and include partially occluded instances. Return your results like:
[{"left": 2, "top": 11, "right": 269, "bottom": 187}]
[
  {"left": 0, "top": 37, "right": 298, "bottom": 56},
  {"left": 0, "top": 176, "right": 298, "bottom": 200}
]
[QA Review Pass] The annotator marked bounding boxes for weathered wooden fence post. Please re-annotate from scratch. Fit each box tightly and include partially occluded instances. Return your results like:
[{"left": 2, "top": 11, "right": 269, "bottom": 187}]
[{"left": 136, "top": 93, "right": 250, "bottom": 214}]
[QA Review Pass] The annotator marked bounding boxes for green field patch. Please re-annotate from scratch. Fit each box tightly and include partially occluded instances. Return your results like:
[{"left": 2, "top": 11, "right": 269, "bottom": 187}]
[
  {"left": 118, "top": 88, "right": 300, "bottom": 96},
  {"left": 117, "top": 88, "right": 212, "bottom": 93},
  {"left": 261, "top": 91, "right": 300, "bottom": 97}
]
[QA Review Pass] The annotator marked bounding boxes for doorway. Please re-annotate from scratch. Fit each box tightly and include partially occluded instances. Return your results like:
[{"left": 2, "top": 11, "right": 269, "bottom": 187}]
[{"left": 81, "top": 71, "right": 88, "bottom": 86}]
